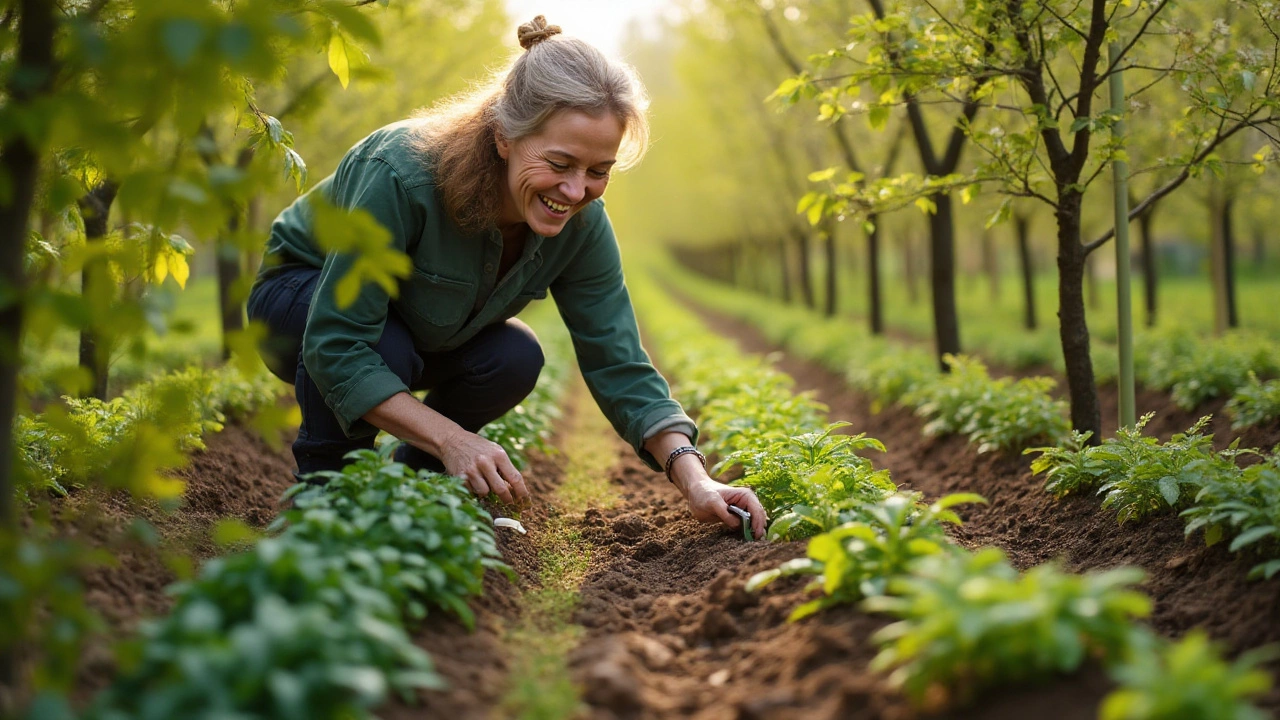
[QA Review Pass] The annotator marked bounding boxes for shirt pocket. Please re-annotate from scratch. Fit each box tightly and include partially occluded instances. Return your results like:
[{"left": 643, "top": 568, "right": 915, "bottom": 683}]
[{"left": 396, "top": 270, "right": 475, "bottom": 327}]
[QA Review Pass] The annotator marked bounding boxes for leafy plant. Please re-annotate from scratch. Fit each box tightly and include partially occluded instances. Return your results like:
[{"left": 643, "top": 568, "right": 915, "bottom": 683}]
[
  {"left": 864, "top": 548, "right": 1150, "bottom": 708},
  {"left": 1181, "top": 450, "right": 1280, "bottom": 579},
  {"left": 903, "top": 354, "right": 1068, "bottom": 453},
  {"left": 1028, "top": 414, "right": 1245, "bottom": 523},
  {"left": 1226, "top": 374, "right": 1280, "bottom": 431},
  {"left": 746, "top": 492, "right": 984, "bottom": 618},
  {"left": 1138, "top": 330, "right": 1280, "bottom": 411},
  {"left": 278, "top": 446, "right": 510, "bottom": 628},
  {"left": 718, "top": 422, "right": 893, "bottom": 539},
  {"left": 1101, "top": 631, "right": 1274, "bottom": 720}
]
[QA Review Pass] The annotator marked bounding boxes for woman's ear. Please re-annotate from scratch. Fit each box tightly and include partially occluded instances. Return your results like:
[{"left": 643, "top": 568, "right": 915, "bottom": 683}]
[{"left": 495, "top": 130, "right": 510, "bottom": 160}]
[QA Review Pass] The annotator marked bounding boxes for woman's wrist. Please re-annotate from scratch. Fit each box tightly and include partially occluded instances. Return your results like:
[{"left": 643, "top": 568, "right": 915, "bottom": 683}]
[{"left": 666, "top": 451, "right": 708, "bottom": 494}]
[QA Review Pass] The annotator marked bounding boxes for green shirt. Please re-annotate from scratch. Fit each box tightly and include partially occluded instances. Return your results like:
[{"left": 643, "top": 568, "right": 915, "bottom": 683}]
[{"left": 259, "top": 120, "right": 694, "bottom": 470}]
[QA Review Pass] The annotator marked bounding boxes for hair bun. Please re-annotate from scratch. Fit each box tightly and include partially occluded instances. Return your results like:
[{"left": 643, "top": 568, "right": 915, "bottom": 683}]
[{"left": 517, "top": 15, "right": 562, "bottom": 50}]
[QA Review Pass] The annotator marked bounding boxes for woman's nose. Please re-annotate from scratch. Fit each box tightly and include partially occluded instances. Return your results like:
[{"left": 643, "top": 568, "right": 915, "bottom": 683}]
[{"left": 559, "top": 175, "right": 586, "bottom": 203}]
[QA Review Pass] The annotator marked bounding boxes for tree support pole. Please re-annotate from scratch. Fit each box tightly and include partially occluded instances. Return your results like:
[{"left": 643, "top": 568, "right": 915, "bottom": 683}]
[{"left": 1109, "top": 42, "right": 1136, "bottom": 430}]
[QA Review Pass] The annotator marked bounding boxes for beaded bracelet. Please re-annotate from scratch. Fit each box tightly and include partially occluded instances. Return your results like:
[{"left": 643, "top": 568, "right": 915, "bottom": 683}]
[{"left": 664, "top": 445, "right": 706, "bottom": 484}]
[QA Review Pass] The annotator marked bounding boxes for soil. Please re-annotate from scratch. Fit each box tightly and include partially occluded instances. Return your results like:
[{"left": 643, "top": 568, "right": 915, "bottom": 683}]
[
  {"left": 52, "top": 298, "right": 1280, "bottom": 719},
  {"left": 56, "top": 423, "right": 299, "bottom": 699},
  {"left": 684, "top": 297, "right": 1280, "bottom": 714}
]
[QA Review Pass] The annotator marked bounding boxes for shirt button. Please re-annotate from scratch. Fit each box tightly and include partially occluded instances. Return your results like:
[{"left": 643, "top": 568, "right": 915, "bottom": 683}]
[{"left": 484, "top": 263, "right": 494, "bottom": 273}]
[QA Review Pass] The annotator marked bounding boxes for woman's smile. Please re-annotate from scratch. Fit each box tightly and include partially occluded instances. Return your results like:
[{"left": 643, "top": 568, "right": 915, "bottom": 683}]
[{"left": 496, "top": 109, "right": 624, "bottom": 237}]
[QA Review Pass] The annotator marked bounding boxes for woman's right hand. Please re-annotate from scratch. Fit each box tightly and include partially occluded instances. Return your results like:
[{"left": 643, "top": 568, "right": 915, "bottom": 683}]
[{"left": 438, "top": 428, "right": 529, "bottom": 505}]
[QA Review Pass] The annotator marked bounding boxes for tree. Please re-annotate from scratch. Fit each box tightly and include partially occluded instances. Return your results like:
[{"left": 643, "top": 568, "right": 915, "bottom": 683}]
[{"left": 785, "top": 0, "right": 1280, "bottom": 440}]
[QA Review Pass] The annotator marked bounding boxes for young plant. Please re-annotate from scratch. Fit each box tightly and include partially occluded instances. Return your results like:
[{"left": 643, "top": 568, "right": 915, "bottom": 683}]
[
  {"left": 1028, "top": 414, "right": 1242, "bottom": 523},
  {"left": 904, "top": 355, "right": 1068, "bottom": 453},
  {"left": 719, "top": 422, "right": 893, "bottom": 539},
  {"left": 1181, "top": 450, "right": 1280, "bottom": 580},
  {"left": 278, "top": 445, "right": 510, "bottom": 628},
  {"left": 865, "top": 548, "right": 1150, "bottom": 709},
  {"left": 1226, "top": 374, "right": 1280, "bottom": 431},
  {"left": 1101, "top": 631, "right": 1274, "bottom": 720},
  {"left": 746, "top": 492, "right": 984, "bottom": 619}
]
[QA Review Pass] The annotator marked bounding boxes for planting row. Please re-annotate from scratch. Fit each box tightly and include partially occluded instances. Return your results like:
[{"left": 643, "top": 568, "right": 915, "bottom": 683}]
[
  {"left": 674, "top": 262, "right": 1280, "bottom": 430},
  {"left": 629, "top": 268, "right": 1272, "bottom": 718},
  {"left": 1030, "top": 416, "right": 1280, "bottom": 580},
  {"left": 9, "top": 308, "right": 572, "bottom": 720},
  {"left": 16, "top": 362, "right": 290, "bottom": 502},
  {"left": 667, "top": 264, "right": 1280, "bottom": 586}
]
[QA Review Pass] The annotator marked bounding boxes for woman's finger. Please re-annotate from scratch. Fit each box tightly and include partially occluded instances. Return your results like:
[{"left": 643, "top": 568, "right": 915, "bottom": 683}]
[
  {"left": 482, "top": 461, "right": 515, "bottom": 504},
  {"left": 464, "top": 471, "right": 491, "bottom": 498},
  {"left": 496, "top": 453, "right": 529, "bottom": 501}
]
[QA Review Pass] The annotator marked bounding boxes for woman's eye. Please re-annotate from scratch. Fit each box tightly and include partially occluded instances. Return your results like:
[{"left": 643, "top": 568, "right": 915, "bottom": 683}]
[
  {"left": 589, "top": 169, "right": 610, "bottom": 179},
  {"left": 548, "top": 161, "right": 568, "bottom": 171}
]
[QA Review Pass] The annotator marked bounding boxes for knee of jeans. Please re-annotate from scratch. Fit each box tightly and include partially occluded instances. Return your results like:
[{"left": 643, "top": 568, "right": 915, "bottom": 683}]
[
  {"left": 502, "top": 328, "right": 544, "bottom": 395},
  {"left": 375, "top": 315, "right": 424, "bottom": 387}
]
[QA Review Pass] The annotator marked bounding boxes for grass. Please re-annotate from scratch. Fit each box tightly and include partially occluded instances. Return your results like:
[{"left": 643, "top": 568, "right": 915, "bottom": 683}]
[{"left": 500, "top": 377, "right": 620, "bottom": 720}]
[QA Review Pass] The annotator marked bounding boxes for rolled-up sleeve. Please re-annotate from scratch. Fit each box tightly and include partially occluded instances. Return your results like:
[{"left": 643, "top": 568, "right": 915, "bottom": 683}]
[
  {"left": 550, "top": 212, "right": 697, "bottom": 470},
  {"left": 301, "top": 157, "right": 422, "bottom": 437}
]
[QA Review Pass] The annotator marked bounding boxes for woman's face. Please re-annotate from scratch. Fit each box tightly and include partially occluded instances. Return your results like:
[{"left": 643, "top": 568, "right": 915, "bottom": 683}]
[{"left": 495, "top": 109, "right": 624, "bottom": 237}]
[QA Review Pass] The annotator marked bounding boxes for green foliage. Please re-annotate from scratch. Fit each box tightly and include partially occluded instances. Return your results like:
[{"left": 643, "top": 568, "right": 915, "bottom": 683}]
[
  {"left": 865, "top": 548, "right": 1151, "bottom": 707},
  {"left": 15, "top": 363, "right": 286, "bottom": 501},
  {"left": 1138, "top": 330, "right": 1280, "bottom": 410},
  {"left": 721, "top": 423, "right": 894, "bottom": 540},
  {"left": 0, "top": 532, "right": 106, "bottom": 697},
  {"left": 1101, "top": 631, "right": 1273, "bottom": 720},
  {"left": 1181, "top": 450, "right": 1280, "bottom": 580},
  {"left": 1027, "top": 414, "right": 1245, "bottom": 523},
  {"left": 904, "top": 354, "right": 1069, "bottom": 453},
  {"left": 276, "top": 448, "right": 509, "bottom": 629},
  {"left": 1226, "top": 374, "right": 1280, "bottom": 430},
  {"left": 666, "top": 265, "right": 1068, "bottom": 454},
  {"left": 747, "top": 493, "right": 984, "bottom": 618},
  {"left": 91, "top": 444, "right": 508, "bottom": 720}
]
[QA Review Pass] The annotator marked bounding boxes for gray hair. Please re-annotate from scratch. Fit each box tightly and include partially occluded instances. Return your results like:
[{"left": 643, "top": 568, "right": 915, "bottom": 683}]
[
  {"left": 496, "top": 18, "right": 650, "bottom": 169},
  {"left": 412, "top": 18, "right": 650, "bottom": 231}
]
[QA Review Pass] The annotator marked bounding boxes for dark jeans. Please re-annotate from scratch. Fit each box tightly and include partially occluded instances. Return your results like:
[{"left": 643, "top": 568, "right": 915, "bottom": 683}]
[{"left": 246, "top": 265, "right": 544, "bottom": 476}]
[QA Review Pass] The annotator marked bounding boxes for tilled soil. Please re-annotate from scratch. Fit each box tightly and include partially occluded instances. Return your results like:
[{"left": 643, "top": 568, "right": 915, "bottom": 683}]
[
  {"left": 58, "top": 423, "right": 299, "bottom": 699},
  {"left": 686, "top": 298, "right": 1280, "bottom": 713}
]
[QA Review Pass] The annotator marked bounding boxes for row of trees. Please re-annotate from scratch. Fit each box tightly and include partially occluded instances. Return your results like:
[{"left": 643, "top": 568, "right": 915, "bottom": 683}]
[{"left": 609, "top": 0, "right": 1280, "bottom": 442}]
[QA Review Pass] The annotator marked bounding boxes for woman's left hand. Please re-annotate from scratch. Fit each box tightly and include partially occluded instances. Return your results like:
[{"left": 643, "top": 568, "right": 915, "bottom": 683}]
[{"left": 670, "top": 456, "right": 768, "bottom": 539}]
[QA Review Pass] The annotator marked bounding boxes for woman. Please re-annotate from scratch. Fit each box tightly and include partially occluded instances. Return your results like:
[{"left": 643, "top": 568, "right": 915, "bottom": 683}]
[{"left": 247, "top": 17, "right": 766, "bottom": 538}]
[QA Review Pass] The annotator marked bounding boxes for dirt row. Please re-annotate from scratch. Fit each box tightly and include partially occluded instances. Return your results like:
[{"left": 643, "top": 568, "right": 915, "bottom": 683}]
[
  {"left": 683, "top": 298, "right": 1280, "bottom": 713},
  {"left": 58, "top": 298, "right": 1280, "bottom": 718}
]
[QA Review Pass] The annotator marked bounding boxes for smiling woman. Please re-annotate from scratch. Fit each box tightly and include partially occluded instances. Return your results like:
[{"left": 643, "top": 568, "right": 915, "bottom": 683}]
[{"left": 246, "top": 16, "right": 768, "bottom": 538}]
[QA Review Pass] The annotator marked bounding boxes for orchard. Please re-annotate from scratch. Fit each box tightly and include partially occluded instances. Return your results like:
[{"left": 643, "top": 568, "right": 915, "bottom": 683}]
[{"left": 2, "top": 1, "right": 1279, "bottom": 719}]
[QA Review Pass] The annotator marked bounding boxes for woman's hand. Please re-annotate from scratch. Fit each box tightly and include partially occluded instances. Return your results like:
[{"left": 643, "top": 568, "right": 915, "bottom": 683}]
[
  {"left": 437, "top": 428, "right": 529, "bottom": 505},
  {"left": 363, "top": 392, "right": 529, "bottom": 505},
  {"left": 669, "top": 453, "right": 768, "bottom": 539}
]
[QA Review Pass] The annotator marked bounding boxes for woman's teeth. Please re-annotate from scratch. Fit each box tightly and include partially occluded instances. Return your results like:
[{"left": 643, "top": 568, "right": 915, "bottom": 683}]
[{"left": 539, "top": 195, "right": 569, "bottom": 213}]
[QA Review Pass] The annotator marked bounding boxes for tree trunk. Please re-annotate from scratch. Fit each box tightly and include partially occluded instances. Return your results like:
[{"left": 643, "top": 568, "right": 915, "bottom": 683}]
[
  {"left": 981, "top": 228, "right": 1000, "bottom": 303},
  {"left": 792, "top": 228, "right": 815, "bottom": 310},
  {"left": 1137, "top": 205, "right": 1158, "bottom": 328},
  {"left": 0, "top": 0, "right": 57, "bottom": 707},
  {"left": 78, "top": 181, "right": 120, "bottom": 399},
  {"left": 823, "top": 219, "right": 838, "bottom": 317},
  {"left": 1057, "top": 193, "right": 1101, "bottom": 443},
  {"left": 217, "top": 216, "right": 245, "bottom": 363},
  {"left": 1208, "top": 185, "right": 1238, "bottom": 334},
  {"left": 1015, "top": 214, "right": 1037, "bottom": 331},
  {"left": 867, "top": 213, "right": 884, "bottom": 335},
  {"left": 928, "top": 192, "right": 961, "bottom": 369},
  {"left": 778, "top": 237, "right": 792, "bottom": 303},
  {"left": 1222, "top": 195, "right": 1238, "bottom": 328}
]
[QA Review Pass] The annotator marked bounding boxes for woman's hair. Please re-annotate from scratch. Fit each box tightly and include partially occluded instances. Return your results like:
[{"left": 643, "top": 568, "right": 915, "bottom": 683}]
[{"left": 411, "top": 16, "right": 650, "bottom": 232}]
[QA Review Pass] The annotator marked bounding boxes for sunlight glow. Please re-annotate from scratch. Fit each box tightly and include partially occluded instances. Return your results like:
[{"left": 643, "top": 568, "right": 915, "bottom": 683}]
[{"left": 503, "top": 0, "right": 673, "bottom": 58}]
